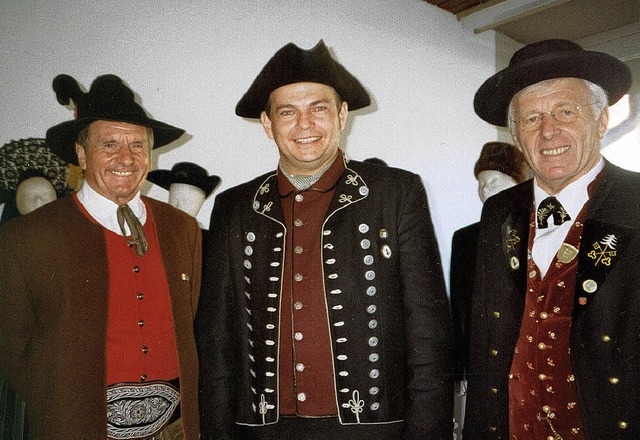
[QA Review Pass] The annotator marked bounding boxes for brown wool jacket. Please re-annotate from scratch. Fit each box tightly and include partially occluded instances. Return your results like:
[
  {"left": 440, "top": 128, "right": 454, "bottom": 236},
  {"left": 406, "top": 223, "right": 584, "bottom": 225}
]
[{"left": 0, "top": 195, "right": 202, "bottom": 439}]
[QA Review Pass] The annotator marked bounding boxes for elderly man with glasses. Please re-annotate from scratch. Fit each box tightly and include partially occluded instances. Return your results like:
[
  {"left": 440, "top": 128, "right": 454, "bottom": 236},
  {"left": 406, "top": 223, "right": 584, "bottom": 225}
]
[{"left": 464, "top": 39, "right": 639, "bottom": 439}]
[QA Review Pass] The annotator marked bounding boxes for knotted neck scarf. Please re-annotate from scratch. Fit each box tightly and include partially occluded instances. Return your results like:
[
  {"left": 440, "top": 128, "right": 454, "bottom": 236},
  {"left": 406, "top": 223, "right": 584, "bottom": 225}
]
[{"left": 116, "top": 203, "right": 148, "bottom": 257}]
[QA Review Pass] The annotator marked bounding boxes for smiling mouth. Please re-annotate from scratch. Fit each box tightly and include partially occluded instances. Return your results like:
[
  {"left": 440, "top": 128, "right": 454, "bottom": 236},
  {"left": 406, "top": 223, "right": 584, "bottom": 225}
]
[
  {"left": 542, "top": 146, "right": 570, "bottom": 156},
  {"left": 111, "top": 170, "right": 134, "bottom": 177},
  {"left": 295, "top": 136, "right": 321, "bottom": 144}
]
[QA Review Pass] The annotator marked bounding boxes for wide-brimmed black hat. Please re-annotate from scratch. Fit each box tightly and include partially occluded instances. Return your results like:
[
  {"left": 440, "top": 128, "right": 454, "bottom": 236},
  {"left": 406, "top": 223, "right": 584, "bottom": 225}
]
[
  {"left": 236, "top": 40, "right": 371, "bottom": 118},
  {"left": 46, "top": 74, "right": 186, "bottom": 165},
  {"left": 147, "top": 162, "right": 221, "bottom": 198},
  {"left": 474, "top": 39, "right": 632, "bottom": 127}
]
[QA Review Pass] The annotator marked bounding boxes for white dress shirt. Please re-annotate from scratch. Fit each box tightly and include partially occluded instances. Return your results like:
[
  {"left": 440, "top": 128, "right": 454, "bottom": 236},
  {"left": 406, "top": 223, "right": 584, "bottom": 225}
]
[
  {"left": 532, "top": 158, "right": 604, "bottom": 278},
  {"left": 76, "top": 181, "right": 147, "bottom": 236}
]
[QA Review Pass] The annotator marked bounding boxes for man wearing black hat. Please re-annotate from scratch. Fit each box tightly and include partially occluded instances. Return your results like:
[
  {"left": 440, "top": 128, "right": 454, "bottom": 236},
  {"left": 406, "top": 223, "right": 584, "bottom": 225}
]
[
  {"left": 464, "top": 39, "right": 638, "bottom": 439},
  {"left": 0, "top": 75, "right": 202, "bottom": 439},
  {"left": 196, "top": 41, "right": 453, "bottom": 439}
]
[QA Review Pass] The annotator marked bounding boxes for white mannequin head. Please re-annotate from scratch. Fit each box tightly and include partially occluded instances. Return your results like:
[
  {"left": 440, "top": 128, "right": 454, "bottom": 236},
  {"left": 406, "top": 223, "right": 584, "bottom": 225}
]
[
  {"left": 168, "top": 182, "right": 206, "bottom": 217},
  {"left": 16, "top": 176, "right": 57, "bottom": 215},
  {"left": 476, "top": 169, "right": 518, "bottom": 204}
]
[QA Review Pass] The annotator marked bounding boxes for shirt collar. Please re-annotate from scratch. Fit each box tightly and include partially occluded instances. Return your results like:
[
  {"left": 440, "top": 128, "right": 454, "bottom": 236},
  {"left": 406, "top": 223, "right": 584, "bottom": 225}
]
[
  {"left": 76, "top": 181, "right": 146, "bottom": 234},
  {"left": 278, "top": 149, "right": 346, "bottom": 196},
  {"left": 534, "top": 157, "right": 604, "bottom": 220}
]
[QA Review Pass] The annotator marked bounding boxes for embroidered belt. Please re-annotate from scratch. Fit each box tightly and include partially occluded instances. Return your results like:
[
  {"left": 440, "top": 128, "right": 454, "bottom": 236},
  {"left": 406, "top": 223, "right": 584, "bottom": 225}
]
[{"left": 107, "top": 378, "right": 180, "bottom": 440}]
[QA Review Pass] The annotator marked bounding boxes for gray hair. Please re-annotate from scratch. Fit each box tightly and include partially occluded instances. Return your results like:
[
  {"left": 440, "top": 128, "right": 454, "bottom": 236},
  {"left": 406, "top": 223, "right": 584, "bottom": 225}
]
[{"left": 508, "top": 78, "right": 609, "bottom": 137}]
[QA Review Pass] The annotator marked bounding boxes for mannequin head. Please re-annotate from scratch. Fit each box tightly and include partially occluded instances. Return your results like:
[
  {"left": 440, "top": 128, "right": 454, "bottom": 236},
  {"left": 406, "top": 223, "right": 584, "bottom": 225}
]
[
  {"left": 476, "top": 170, "right": 518, "bottom": 203},
  {"left": 16, "top": 176, "right": 57, "bottom": 215},
  {"left": 474, "top": 141, "right": 529, "bottom": 204},
  {"left": 168, "top": 182, "right": 206, "bottom": 217}
]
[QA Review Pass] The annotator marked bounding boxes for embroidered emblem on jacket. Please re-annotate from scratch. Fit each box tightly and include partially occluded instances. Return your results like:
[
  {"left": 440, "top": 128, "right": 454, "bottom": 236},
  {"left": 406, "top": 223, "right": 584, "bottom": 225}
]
[{"left": 587, "top": 234, "right": 617, "bottom": 266}]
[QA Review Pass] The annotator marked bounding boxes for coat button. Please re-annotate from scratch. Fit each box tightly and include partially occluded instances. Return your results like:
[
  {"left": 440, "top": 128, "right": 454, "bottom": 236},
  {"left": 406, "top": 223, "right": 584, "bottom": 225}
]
[
  {"left": 365, "top": 270, "right": 376, "bottom": 280},
  {"left": 363, "top": 255, "right": 374, "bottom": 265},
  {"left": 294, "top": 332, "right": 303, "bottom": 341},
  {"left": 133, "top": 265, "right": 140, "bottom": 273},
  {"left": 368, "top": 337, "right": 378, "bottom": 347},
  {"left": 294, "top": 301, "right": 303, "bottom": 310},
  {"left": 294, "top": 273, "right": 303, "bottom": 282},
  {"left": 142, "top": 346, "right": 149, "bottom": 354},
  {"left": 358, "top": 224, "right": 369, "bottom": 233},
  {"left": 138, "top": 320, "right": 145, "bottom": 327},
  {"left": 490, "top": 349, "right": 498, "bottom": 357},
  {"left": 294, "top": 219, "right": 303, "bottom": 227},
  {"left": 369, "top": 369, "right": 380, "bottom": 379},
  {"left": 295, "top": 194, "right": 304, "bottom": 202},
  {"left": 297, "top": 392, "right": 306, "bottom": 402},
  {"left": 619, "top": 421, "right": 628, "bottom": 429},
  {"left": 540, "top": 312, "right": 549, "bottom": 319},
  {"left": 493, "top": 311, "right": 500, "bottom": 318},
  {"left": 246, "top": 232, "right": 256, "bottom": 242},
  {"left": 368, "top": 319, "right": 378, "bottom": 329},
  {"left": 136, "top": 292, "right": 144, "bottom": 300},
  {"left": 602, "top": 335, "right": 611, "bottom": 342},
  {"left": 296, "top": 363, "right": 305, "bottom": 372},
  {"left": 609, "top": 377, "right": 620, "bottom": 385},
  {"left": 140, "top": 374, "right": 147, "bottom": 382},
  {"left": 367, "top": 305, "right": 377, "bottom": 314},
  {"left": 366, "top": 286, "right": 377, "bottom": 296},
  {"left": 360, "top": 239, "right": 371, "bottom": 249},
  {"left": 294, "top": 246, "right": 303, "bottom": 254},
  {"left": 538, "top": 342, "right": 547, "bottom": 350},
  {"left": 538, "top": 374, "right": 547, "bottom": 381},
  {"left": 369, "top": 387, "right": 379, "bottom": 395},
  {"left": 369, "top": 353, "right": 379, "bottom": 362}
]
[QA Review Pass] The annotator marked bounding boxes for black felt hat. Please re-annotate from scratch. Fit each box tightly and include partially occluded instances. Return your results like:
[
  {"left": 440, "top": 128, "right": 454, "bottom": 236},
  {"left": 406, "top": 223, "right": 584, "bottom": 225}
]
[
  {"left": 235, "top": 40, "right": 371, "bottom": 118},
  {"left": 147, "top": 162, "right": 221, "bottom": 198},
  {"left": 46, "top": 74, "right": 186, "bottom": 165},
  {"left": 474, "top": 39, "right": 632, "bottom": 127}
]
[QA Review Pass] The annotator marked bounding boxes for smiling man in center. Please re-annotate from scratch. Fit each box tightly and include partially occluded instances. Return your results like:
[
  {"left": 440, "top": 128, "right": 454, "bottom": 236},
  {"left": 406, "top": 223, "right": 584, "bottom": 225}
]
[{"left": 196, "top": 40, "right": 453, "bottom": 440}]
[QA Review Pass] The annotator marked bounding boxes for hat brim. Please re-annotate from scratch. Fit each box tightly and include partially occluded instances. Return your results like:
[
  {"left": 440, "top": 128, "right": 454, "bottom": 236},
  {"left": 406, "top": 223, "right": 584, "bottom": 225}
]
[
  {"left": 46, "top": 117, "right": 185, "bottom": 165},
  {"left": 474, "top": 51, "right": 632, "bottom": 127}
]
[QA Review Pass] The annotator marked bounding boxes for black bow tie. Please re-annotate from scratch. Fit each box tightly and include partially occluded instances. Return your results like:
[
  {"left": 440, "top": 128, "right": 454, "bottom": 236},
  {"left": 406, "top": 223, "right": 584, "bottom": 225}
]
[{"left": 537, "top": 196, "right": 571, "bottom": 229}]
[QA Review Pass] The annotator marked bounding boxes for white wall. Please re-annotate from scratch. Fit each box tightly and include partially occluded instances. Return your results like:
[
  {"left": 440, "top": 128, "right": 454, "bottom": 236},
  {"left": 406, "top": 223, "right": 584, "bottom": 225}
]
[{"left": 0, "top": 0, "right": 499, "bottom": 288}]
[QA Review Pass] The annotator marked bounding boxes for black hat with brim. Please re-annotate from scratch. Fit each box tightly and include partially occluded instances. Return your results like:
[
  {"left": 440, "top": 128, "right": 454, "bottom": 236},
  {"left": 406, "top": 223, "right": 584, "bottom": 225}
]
[
  {"left": 474, "top": 39, "right": 632, "bottom": 127},
  {"left": 46, "top": 74, "right": 185, "bottom": 165},
  {"left": 235, "top": 40, "right": 371, "bottom": 118},
  {"left": 147, "top": 161, "right": 221, "bottom": 198}
]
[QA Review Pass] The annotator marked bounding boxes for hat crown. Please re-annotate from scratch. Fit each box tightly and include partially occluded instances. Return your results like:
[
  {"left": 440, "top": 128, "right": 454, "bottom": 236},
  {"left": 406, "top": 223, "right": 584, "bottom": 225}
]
[
  {"left": 82, "top": 75, "right": 149, "bottom": 123},
  {"left": 510, "top": 39, "right": 584, "bottom": 66}
]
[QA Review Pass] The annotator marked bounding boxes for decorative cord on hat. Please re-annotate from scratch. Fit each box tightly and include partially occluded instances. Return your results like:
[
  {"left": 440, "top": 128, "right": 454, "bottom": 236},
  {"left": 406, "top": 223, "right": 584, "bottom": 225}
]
[{"left": 116, "top": 203, "right": 148, "bottom": 257}]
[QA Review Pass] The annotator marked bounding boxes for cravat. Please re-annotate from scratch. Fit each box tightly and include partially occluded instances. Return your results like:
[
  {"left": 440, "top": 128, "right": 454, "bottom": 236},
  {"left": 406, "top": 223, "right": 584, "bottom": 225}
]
[
  {"left": 536, "top": 196, "right": 571, "bottom": 229},
  {"left": 116, "top": 204, "right": 148, "bottom": 257}
]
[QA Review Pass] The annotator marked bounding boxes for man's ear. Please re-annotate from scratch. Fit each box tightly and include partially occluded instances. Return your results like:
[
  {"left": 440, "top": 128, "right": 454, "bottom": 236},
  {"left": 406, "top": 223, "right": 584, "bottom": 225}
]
[
  {"left": 260, "top": 111, "right": 274, "bottom": 140},
  {"left": 339, "top": 101, "right": 349, "bottom": 131},
  {"left": 75, "top": 143, "right": 87, "bottom": 170},
  {"left": 598, "top": 106, "right": 609, "bottom": 139}
]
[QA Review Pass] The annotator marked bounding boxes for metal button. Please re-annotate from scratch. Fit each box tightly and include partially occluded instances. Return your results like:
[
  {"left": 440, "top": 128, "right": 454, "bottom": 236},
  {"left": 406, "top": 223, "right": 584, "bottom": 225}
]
[
  {"left": 366, "top": 286, "right": 377, "bottom": 296},
  {"left": 370, "top": 402, "right": 380, "bottom": 411},
  {"left": 294, "top": 301, "right": 303, "bottom": 310},
  {"left": 538, "top": 342, "right": 547, "bottom": 350},
  {"left": 142, "top": 346, "right": 149, "bottom": 354},
  {"left": 602, "top": 335, "right": 611, "bottom": 342},
  {"left": 369, "top": 387, "right": 379, "bottom": 395},
  {"left": 246, "top": 232, "right": 256, "bottom": 242},
  {"left": 294, "top": 332, "right": 303, "bottom": 341},
  {"left": 136, "top": 292, "right": 144, "bottom": 300},
  {"left": 294, "top": 273, "right": 303, "bottom": 282},
  {"left": 367, "top": 305, "right": 377, "bottom": 314},
  {"left": 368, "top": 319, "right": 378, "bottom": 329},
  {"left": 364, "top": 255, "right": 374, "bottom": 265},
  {"left": 360, "top": 186, "right": 369, "bottom": 196},
  {"left": 295, "top": 246, "right": 303, "bottom": 254},
  {"left": 582, "top": 279, "right": 598, "bottom": 293},
  {"left": 540, "top": 312, "right": 549, "bottom": 320},
  {"left": 181, "top": 273, "right": 190, "bottom": 281},
  {"left": 538, "top": 374, "right": 547, "bottom": 381},
  {"left": 493, "top": 311, "right": 500, "bottom": 318},
  {"left": 490, "top": 349, "right": 498, "bottom": 357},
  {"left": 297, "top": 392, "right": 306, "bottom": 402},
  {"left": 360, "top": 239, "right": 371, "bottom": 249},
  {"left": 133, "top": 266, "right": 140, "bottom": 273},
  {"left": 138, "top": 320, "right": 145, "bottom": 327},
  {"left": 369, "top": 353, "right": 379, "bottom": 362},
  {"left": 529, "top": 270, "right": 537, "bottom": 278},
  {"left": 609, "top": 377, "right": 620, "bottom": 385},
  {"left": 365, "top": 270, "right": 376, "bottom": 280},
  {"left": 490, "top": 388, "right": 498, "bottom": 394},
  {"left": 295, "top": 194, "right": 304, "bottom": 202},
  {"left": 140, "top": 374, "right": 147, "bottom": 382},
  {"left": 243, "top": 260, "right": 252, "bottom": 269},
  {"left": 619, "top": 421, "right": 628, "bottom": 429},
  {"left": 296, "top": 363, "right": 305, "bottom": 372},
  {"left": 294, "top": 219, "right": 303, "bottom": 227},
  {"left": 368, "top": 337, "right": 379, "bottom": 347},
  {"left": 358, "top": 224, "right": 370, "bottom": 233},
  {"left": 244, "top": 246, "right": 253, "bottom": 256},
  {"left": 369, "top": 369, "right": 380, "bottom": 379}
]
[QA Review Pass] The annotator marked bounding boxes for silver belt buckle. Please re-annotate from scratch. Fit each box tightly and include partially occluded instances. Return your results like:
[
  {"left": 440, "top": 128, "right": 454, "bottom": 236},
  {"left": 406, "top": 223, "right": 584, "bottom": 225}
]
[{"left": 107, "top": 381, "right": 180, "bottom": 439}]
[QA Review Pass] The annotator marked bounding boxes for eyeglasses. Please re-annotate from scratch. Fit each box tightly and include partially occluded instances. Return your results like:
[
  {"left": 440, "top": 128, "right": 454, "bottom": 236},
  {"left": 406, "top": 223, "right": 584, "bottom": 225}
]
[{"left": 514, "top": 103, "right": 595, "bottom": 132}]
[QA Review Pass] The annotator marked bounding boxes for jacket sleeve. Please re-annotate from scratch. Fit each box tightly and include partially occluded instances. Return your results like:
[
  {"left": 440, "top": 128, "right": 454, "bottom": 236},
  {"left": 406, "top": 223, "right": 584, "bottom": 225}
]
[
  {"left": 398, "top": 174, "right": 454, "bottom": 439},
  {"left": 196, "top": 191, "right": 240, "bottom": 440},
  {"left": 0, "top": 223, "right": 34, "bottom": 396}
]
